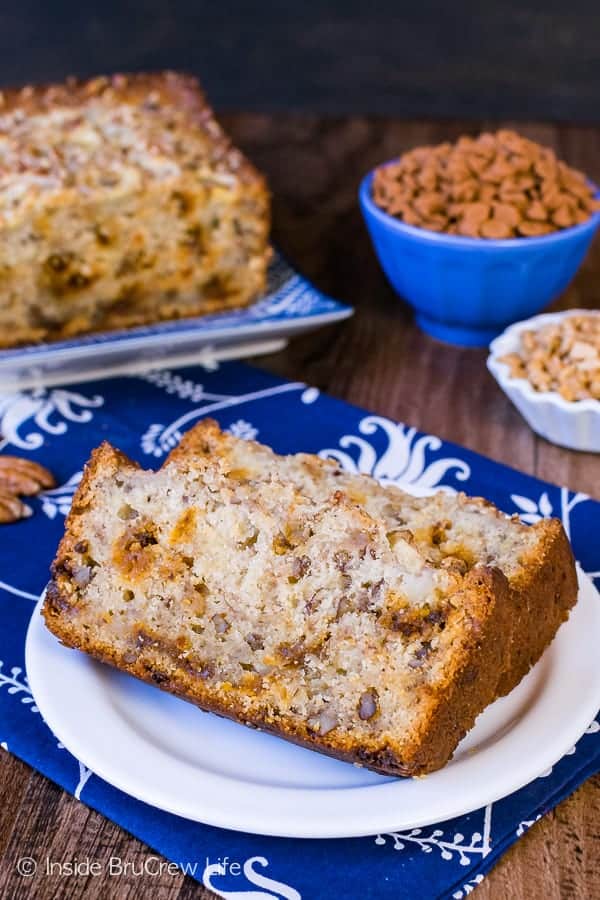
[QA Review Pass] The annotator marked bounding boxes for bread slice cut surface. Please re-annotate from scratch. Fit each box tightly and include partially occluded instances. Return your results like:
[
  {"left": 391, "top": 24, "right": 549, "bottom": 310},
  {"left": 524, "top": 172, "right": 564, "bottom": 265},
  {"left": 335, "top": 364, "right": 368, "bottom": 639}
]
[
  {"left": 44, "top": 430, "right": 517, "bottom": 776},
  {"left": 172, "top": 419, "right": 578, "bottom": 695}
]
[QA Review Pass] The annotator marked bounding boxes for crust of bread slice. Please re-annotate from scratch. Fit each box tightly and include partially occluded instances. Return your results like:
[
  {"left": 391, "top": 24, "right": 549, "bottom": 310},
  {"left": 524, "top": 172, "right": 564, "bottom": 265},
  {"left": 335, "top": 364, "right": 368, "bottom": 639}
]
[{"left": 494, "top": 516, "right": 578, "bottom": 694}]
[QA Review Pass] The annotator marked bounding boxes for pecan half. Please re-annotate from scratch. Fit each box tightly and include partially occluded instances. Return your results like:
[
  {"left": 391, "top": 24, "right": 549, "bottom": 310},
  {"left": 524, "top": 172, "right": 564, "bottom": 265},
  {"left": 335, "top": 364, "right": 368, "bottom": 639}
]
[
  {"left": 0, "top": 456, "right": 55, "bottom": 495},
  {"left": 0, "top": 489, "right": 31, "bottom": 523}
]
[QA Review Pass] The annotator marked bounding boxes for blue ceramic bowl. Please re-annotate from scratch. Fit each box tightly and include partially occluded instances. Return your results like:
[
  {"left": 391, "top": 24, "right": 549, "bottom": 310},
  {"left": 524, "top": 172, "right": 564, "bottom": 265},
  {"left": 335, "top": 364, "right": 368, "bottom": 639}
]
[{"left": 359, "top": 169, "right": 600, "bottom": 346}]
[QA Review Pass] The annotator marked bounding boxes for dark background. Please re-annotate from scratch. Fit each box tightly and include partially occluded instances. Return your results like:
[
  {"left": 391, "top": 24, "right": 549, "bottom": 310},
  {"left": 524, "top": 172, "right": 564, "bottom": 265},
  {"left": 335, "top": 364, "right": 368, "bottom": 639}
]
[{"left": 2, "top": 0, "right": 599, "bottom": 121}]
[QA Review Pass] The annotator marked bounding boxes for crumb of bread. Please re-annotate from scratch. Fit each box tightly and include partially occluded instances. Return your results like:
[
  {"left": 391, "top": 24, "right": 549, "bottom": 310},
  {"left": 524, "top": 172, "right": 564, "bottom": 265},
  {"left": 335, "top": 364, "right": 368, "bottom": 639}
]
[
  {"left": 43, "top": 421, "right": 577, "bottom": 776},
  {"left": 0, "top": 72, "right": 270, "bottom": 347}
]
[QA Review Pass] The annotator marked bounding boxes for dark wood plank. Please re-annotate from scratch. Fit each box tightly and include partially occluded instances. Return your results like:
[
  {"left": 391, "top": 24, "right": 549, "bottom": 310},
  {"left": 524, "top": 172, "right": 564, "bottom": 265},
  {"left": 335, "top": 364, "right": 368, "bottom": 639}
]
[
  {"left": 1, "top": 114, "right": 599, "bottom": 899},
  {"left": 1, "top": 2, "right": 600, "bottom": 122},
  {"left": 0, "top": 757, "right": 194, "bottom": 899},
  {"left": 0, "top": 751, "right": 31, "bottom": 857}
]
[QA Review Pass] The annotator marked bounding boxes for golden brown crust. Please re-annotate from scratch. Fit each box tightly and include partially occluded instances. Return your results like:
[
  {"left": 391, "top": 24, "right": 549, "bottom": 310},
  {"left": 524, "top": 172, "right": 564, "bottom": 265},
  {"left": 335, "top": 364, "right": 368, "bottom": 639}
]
[
  {"left": 165, "top": 416, "right": 223, "bottom": 463},
  {"left": 48, "top": 442, "right": 138, "bottom": 588},
  {"left": 0, "top": 71, "right": 263, "bottom": 187},
  {"left": 496, "top": 517, "right": 578, "bottom": 695},
  {"left": 394, "top": 567, "right": 511, "bottom": 773}
]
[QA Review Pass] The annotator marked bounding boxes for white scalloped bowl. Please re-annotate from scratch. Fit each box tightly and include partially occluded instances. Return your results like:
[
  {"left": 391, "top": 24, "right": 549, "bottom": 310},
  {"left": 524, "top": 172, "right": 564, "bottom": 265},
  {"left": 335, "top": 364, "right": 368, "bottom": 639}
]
[{"left": 487, "top": 309, "right": 600, "bottom": 453}]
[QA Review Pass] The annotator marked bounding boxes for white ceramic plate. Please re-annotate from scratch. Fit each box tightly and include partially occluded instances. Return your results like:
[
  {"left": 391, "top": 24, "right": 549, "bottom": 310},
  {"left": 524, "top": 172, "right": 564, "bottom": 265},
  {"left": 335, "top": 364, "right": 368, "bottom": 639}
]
[{"left": 26, "top": 570, "right": 600, "bottom": 839}]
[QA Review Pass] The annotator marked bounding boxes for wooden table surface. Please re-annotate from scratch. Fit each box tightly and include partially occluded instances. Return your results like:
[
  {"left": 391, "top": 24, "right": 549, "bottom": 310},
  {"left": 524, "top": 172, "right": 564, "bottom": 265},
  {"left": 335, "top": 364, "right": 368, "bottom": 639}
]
[{"left": 0, "top": 115, "right": 599, "bottom": 900}]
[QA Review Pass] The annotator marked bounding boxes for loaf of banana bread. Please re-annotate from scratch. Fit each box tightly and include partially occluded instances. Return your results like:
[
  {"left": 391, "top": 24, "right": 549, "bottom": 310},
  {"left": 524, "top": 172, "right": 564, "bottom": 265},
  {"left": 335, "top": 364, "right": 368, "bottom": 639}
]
[
  {"left": 172, "top": 420, "right": 578, "bottom": 696},
  {"left": 44, "top": 431, "right": 517, "bottom": 777},
  {"left": 0, "top": 72, "right": 270, "bottom": 347}
]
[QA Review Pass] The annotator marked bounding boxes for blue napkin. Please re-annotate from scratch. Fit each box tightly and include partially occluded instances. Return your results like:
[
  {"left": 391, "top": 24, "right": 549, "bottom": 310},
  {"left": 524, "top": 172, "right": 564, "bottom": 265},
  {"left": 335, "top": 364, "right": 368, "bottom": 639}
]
[{"left": 1, "top": 361, "right": 598, "bottom": 900}]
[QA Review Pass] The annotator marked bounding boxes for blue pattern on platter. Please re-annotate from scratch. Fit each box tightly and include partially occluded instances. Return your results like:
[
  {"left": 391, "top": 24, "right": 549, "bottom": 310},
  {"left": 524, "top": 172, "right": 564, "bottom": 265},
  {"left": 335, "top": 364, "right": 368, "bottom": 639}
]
[
  {"left": 0, "top": 253, "right": 352, "bottom": 360},
  {"left": 1, "top": 360, "right": 599, "bottom": 900}
]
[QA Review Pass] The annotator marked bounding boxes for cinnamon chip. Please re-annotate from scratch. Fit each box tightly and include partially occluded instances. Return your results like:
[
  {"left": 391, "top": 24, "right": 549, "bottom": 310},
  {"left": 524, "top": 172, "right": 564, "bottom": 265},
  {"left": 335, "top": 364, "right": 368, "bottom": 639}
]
[
  {"left": 479, "top": 184, "right": 497, "bottom": 203},
  {"left": 461, "top": 202, "right": 490, "bottom": 225},
  {"left": 372, "top": 129, "right": 599, "bottom": 239},
  {"left": 420, "top": 215, "right": 448, "bottom": 232},
  {"left": 525, "top": 200, "right": 548, "bottom": 222},
  {"left": 498, "top": 190, "right": 529, "bottom": 211},
  {"left": 480, "top": 218, "right": 513, "bottom": 239},
  {"left": 413, "top": 191, "right": 445, "bottom": 218},
  {"left": 456, "top": 219, "right": 480, "bottom": 237},
  {"left": 517, "top": 221, "right": 554, "bottom": 237},
  {"left": 492, "top": 203, "right": 521, "bottom": 228},
  {"left": 449, "top": 179, "right": 479, "bottom": 202},
  {"left": 552, "top": 205, "right": 576, "bottom": 228}
]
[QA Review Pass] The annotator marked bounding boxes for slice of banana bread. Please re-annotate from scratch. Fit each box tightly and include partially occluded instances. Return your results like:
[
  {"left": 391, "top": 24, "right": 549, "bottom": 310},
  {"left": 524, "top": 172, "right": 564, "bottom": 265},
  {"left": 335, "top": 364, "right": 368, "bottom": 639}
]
[
  {"left": 0, "top": 72, "right": 270, "bottom": 347},
  {"left": 171, "top": 420, "right": 578, "bottom": 695},
  {"left": 44, "top": 436, "right": 511, "bottom": 777}
]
